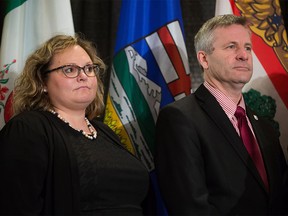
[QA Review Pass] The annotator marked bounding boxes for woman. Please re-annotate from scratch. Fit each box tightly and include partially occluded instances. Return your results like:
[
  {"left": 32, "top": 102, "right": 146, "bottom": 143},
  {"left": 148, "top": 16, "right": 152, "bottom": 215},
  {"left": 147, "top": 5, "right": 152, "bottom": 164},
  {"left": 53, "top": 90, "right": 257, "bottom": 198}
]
[{"left": 0, "top": 34, "right": 150, "bottom": 215}]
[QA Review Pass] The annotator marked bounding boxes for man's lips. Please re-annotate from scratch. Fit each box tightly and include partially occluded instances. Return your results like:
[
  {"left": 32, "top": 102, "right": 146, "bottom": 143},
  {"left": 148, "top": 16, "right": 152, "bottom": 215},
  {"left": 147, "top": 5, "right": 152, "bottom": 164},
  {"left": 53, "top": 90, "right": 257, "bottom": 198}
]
[{"left": 233, "top": 66, "right": 250, "bottom": 71}]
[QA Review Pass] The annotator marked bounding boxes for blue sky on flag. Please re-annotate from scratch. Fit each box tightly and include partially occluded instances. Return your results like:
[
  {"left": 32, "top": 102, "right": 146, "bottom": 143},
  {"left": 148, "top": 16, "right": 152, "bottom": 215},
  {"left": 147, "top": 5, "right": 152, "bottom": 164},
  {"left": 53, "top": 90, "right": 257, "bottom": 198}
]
[{"left": 114, "top": 0, "right": 186, "bottom": 53}]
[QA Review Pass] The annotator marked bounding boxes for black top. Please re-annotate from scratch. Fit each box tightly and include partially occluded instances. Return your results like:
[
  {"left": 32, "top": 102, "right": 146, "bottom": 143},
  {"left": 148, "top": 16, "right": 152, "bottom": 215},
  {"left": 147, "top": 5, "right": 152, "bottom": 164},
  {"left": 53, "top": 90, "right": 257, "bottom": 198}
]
[
  {"left": 0, "top": 110, "right": 149, "bottom": 215},
  {"left": 72, "top": 124, "right": 149, "bottom": 215}
]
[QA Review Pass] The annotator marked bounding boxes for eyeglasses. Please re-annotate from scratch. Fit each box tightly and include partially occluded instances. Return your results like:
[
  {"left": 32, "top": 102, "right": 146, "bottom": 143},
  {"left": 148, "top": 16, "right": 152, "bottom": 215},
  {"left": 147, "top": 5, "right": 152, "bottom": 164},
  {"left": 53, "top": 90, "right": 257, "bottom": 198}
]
[{"left": 45, "top": 64, "right": 100, "bottom": 78}]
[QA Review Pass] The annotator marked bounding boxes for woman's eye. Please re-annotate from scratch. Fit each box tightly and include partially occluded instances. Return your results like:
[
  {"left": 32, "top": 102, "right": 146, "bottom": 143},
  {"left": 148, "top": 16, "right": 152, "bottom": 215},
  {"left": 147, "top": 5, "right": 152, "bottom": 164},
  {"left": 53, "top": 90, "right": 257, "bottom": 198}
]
[
  {"left": 85, "top": 65, "right": 94, "bottom": 72},
  {"left": 64, "top": 66, "right": 75, "bottom": 73},
  {"left": 85, "top": 66, "right": 96, "bottom": 75}
]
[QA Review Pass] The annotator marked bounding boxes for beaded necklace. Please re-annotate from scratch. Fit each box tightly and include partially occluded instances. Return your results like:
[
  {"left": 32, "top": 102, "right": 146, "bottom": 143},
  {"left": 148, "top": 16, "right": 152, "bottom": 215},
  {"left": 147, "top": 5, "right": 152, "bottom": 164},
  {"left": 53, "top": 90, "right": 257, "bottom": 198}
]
[{"left": 49, "top": 109, "right": 97, "bottom": 140}]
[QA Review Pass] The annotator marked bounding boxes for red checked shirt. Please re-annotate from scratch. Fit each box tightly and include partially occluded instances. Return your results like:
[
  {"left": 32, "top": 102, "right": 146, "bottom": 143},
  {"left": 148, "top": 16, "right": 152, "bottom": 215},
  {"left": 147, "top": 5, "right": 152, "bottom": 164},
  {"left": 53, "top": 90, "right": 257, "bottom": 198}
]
[{"left": 203, "top": 81, "right": 256, "bottom": 137}]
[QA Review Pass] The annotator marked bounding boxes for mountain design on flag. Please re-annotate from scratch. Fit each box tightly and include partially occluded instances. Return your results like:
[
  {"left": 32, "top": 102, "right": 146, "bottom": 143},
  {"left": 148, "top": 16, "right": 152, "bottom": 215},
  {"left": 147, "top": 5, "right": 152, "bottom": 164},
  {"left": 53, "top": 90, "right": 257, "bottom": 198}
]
[
  {"left": 104, "top": 20, "right": 191, "bottom": 171},
  {"left": 124, "top": 46, "right": 162, "bottom": 122},
  {"left": 105, "top": 46, "right": 158, "bottom": 170}
]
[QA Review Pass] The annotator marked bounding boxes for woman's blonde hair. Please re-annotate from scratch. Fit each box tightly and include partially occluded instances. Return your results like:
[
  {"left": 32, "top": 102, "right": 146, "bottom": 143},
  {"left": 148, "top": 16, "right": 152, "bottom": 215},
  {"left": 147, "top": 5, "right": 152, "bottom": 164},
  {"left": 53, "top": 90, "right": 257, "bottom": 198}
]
[{"left": 13, "top": 34, "right": 106, "bottom": 120}]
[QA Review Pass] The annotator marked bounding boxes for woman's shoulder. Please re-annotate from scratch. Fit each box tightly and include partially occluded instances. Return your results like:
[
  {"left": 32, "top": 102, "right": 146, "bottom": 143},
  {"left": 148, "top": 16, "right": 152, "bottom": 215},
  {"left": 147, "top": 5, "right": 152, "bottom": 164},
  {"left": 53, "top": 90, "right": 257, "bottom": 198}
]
[
  {"left": 1, "top": 110, "right": 53, "bottom": 134},
  {"left": 0, "top": 110, "right": 56, "bottom": 147},
  {"left": 7, "top": 110, "right": 50, "bottom": 124}
]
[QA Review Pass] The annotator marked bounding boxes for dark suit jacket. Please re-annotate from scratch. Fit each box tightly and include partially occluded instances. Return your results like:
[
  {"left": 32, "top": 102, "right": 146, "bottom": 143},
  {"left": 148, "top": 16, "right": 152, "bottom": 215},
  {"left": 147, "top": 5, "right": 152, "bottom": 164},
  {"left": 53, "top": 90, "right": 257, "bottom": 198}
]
[{"left": 155, "top": 84, "right": 288, "bottom": 215}]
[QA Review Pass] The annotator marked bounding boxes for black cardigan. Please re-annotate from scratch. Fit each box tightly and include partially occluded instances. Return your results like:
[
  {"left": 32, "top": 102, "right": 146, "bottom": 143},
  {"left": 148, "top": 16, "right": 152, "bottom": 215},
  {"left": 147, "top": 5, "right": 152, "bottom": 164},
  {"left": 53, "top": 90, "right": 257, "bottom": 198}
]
[{"left": 0, "top": 110, "right": 126, "bottom": 215}]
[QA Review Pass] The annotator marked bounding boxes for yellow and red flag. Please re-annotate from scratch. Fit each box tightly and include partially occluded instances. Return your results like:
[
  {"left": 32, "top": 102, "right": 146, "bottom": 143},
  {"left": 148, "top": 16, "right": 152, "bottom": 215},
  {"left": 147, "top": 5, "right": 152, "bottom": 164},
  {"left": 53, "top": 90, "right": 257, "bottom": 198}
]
[{"left": 216, "top": 0, "right": 288, "bottom": 159}]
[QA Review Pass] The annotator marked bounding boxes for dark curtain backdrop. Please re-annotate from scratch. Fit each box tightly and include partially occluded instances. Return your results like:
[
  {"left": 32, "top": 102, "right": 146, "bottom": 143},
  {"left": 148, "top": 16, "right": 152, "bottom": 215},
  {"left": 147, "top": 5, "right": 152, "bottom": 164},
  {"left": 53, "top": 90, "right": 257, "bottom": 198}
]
[{"left": 0, "top": 0, "right": 287, "bottom": 95}]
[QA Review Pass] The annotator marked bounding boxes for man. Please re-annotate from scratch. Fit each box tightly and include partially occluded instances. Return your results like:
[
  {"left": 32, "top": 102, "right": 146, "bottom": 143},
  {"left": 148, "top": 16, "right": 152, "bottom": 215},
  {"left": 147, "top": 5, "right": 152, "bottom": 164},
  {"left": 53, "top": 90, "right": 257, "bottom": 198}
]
[{"left": 155, "top": 14, "right": 288, "bottom": 215}]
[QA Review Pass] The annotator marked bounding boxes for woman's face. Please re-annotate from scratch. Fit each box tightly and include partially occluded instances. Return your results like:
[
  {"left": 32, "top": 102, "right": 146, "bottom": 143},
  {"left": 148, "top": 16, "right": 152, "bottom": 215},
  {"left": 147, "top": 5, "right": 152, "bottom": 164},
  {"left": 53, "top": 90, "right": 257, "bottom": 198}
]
[{"left": 45, "top": 45, "right": 97, "bottom": 111}]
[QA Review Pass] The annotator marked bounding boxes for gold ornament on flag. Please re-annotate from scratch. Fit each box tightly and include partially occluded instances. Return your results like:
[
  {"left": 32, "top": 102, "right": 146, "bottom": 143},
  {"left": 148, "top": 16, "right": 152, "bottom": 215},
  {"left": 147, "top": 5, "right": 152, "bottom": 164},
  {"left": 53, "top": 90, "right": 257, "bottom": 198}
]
[{"left": 235, "top": 0, "right": 288, "bottom": 72}]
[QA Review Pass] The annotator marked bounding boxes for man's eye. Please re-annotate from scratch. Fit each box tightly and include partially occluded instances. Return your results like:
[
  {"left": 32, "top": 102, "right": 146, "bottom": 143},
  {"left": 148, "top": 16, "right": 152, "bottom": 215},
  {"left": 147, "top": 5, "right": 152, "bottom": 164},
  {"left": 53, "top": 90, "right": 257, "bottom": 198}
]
[
  {"left": 227, "top": 44, "right": 235, "bottom": 49},
  {"left": 246, "top": 47, "right": 252, "bottom": 51}
]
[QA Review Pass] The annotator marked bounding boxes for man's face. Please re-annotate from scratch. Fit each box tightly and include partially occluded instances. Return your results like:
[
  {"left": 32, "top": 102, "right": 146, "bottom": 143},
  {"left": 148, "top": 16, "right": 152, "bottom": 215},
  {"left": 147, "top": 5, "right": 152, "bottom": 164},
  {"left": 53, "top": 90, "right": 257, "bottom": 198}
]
[{"left": 202, "top": 24, "right": 253, "bottom": 91}]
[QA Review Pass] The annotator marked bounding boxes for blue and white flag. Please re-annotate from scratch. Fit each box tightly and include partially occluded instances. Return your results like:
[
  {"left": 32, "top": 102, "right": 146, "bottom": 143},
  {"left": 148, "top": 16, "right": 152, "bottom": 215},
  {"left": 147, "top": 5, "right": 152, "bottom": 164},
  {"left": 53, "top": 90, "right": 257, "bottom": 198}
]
[
  {"left": 104, "top": 0, "right": 191, "bottom": 170},
  {"left": 104, "top": 0, "right": 191, "bottom": 214}
]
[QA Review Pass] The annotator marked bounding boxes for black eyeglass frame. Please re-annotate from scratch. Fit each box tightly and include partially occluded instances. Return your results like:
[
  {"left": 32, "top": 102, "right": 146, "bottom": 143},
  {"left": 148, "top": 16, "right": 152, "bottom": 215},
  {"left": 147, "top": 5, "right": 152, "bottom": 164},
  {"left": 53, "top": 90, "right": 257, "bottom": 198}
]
[{"left": 45, "top": 64, "right": 100, "bottom": 78}]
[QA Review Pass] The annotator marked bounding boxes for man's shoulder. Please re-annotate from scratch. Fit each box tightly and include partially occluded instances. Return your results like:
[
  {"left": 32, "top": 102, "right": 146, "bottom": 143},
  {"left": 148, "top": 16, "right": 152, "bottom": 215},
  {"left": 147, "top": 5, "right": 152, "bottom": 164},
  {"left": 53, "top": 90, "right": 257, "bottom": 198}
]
[
  {"left": 163, "top": 84, "right": 212, "bottom": 108},
  {"left": 158, "top": 94, "right": 201, "bottom": 120}
]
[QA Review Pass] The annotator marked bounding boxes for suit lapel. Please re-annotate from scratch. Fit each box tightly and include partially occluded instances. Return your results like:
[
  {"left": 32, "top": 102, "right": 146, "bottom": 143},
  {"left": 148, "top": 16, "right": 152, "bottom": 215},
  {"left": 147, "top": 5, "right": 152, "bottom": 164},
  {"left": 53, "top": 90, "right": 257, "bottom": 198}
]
[{"left": 195, "top": 85, "right": 268, "bottom": 191}]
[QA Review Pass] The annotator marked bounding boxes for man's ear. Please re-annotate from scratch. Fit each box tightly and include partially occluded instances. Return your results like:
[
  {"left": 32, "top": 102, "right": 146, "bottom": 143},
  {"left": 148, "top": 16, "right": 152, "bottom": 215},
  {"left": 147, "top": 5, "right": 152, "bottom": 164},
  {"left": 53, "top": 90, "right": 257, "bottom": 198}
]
[{"left": 197, "top": 51, "right": 208, "bottom": 70}]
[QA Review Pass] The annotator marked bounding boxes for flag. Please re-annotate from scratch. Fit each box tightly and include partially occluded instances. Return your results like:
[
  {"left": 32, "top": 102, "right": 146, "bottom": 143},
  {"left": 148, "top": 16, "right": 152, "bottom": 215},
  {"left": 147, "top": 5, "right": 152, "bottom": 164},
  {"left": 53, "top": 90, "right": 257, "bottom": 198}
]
[
  {"left": 0, "top": 0, "right": 74, "bottom": 129},
  {"left": 216, "top": 0, "right": 288, "bottom": 159},
  {"left": 104, "top": 0, "right": 191, "bottom": 213}
]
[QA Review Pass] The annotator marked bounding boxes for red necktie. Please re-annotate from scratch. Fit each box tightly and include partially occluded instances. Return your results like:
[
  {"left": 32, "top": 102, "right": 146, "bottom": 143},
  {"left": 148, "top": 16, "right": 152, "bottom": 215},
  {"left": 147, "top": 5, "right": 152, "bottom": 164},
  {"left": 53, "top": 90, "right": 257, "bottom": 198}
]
[{"left": 234, "top": 106, "right": 269, "bottom": 191}]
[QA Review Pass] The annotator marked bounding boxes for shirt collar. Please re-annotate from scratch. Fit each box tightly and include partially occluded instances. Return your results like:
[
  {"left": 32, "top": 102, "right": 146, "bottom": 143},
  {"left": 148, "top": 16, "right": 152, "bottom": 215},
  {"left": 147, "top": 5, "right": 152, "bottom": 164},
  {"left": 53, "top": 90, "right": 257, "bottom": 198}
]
[{"left": 203, "top": 81, "right": 246, "bottom": 119}]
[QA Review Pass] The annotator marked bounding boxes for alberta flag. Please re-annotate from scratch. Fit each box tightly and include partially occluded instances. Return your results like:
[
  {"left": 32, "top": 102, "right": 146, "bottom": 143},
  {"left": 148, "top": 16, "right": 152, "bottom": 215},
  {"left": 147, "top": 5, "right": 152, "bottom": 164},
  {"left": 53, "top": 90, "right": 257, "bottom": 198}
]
[
  {"left": 0, "top": 0, "right": 74, "bottom": 129},
  {"left": 216, "top": 0, "right": 288, "bottom": 158},
  {"left": 104, "top": 0, "right": 191, "bottom": 213},
  {"left": 104, "top": 0, "right": 191, "bottom": 171}
]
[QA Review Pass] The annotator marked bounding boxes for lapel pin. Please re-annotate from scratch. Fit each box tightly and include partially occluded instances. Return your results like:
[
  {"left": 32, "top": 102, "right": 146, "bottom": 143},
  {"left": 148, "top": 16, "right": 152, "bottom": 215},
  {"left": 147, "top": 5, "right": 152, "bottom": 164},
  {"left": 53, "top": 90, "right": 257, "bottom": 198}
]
[{"left": 253, "top": 115, "right": 258, "bottom": 120}]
